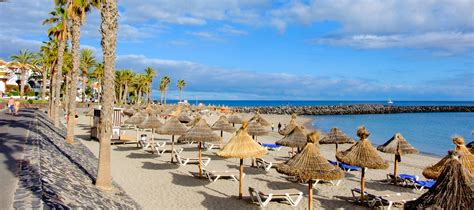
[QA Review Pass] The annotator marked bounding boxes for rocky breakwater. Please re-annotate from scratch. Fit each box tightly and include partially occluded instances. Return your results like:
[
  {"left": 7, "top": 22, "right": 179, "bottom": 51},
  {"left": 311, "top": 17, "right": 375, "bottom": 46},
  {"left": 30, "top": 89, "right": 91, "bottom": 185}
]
[
  {"left": 12, "top": 109, "right": 140, "bottom": 209},
  {"left": 232, "top": 104, "right": 474, "bottom": 115}
]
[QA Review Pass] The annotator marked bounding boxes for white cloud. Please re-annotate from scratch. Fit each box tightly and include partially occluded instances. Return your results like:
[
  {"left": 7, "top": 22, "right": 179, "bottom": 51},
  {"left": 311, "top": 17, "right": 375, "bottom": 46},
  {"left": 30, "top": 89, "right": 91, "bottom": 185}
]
[
  {"left": 218, "top": 25, "right": 248, "bottom": 36},
  {"left": 187, "top": 31, "right": 222, "bottom": 41},
  {"left": 0, "top": 35, "right": 43, "bottom": 59},
  {"left": 313, "top": 32, "right": 474, "bottom": 53}
]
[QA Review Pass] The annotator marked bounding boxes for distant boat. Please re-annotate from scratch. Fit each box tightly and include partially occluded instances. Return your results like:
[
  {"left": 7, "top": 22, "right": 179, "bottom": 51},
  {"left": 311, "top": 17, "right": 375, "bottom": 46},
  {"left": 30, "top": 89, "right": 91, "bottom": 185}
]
[{"left": 387, "top": 98, "right": 394, "bottom": 104}]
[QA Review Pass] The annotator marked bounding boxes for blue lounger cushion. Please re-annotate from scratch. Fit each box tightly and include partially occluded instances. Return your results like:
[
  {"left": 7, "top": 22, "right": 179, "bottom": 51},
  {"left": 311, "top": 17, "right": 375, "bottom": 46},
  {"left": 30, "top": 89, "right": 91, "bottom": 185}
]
[
  {"left": 399, "top": 174, "right": 417, "bottom": 181},
  {"left": 262, "top": 143, "right": 281, "bottom": 149},
  {"left": 327, "top": 160, "right": 362, "bottom": 171},
  {"left": 415, "top": 180, "right": 436, "bottom": 189}
]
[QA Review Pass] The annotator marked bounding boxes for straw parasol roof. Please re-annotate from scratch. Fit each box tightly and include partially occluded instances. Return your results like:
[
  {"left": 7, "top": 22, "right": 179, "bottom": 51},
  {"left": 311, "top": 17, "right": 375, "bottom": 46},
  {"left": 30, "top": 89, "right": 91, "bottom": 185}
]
[
  {"left": 249, "top": 113, "right": 270, "bottom": 127},
  {"left": 277, "top": 132, "right": 345, "bottom": 181},
  {"left": 320, "top": 127, "right": 354, "bottom": 145},
  {"left": 336, "top": 126, "right": 388, "bottom": 169},
  {"left": 278, "top": 113, "right": 298, "bottom": 136},
  {"left": 276, "top": 126, "right": 307, "bottom": 148},
  {"left": 377, "top": 133, "right": 418, "bottom": 155},
  {"left": 247, "top": 120, "right": 268, "bottom": 138},
  {"left": 123, "top": 107, "right": 135, "bottom": 117},
  {"left": 124, "top": 112, "right": 146, "bottom": 125},
  {"left": 179, "top": 118, "right": 221, "bottom": 143},
  {"left": 137, "top": 115, "right": 163, "bottom": 129},
  {"left": 217, "top": 123, "right": 268, "bottom": 159},
  {"left": 406, "top": 151, "right": 474, "bottom": 209},
  {"left": 211, "top": 115, "right": 236, "bottom": 134},
  {"left": 277, "top": 131, "right": 344, "bottom": 210},
  {"left": 228, "top": 113, "right": 243, "bottom": 125},
  {"left": 217, "top": 122, "right": 268, "bottom": 199},
  {"left": 422, "top": 153, "right": 451, "bottom": 180},
  {"left": 178, "top": 113, "right": 193, "bottom": 123}
]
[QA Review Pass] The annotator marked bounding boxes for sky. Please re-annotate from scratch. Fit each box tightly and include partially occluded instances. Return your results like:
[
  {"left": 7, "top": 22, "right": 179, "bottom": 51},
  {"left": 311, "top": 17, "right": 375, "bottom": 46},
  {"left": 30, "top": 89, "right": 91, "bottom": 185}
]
[{"left": 0, "top": 0, "right": 473, "bottom": 101}]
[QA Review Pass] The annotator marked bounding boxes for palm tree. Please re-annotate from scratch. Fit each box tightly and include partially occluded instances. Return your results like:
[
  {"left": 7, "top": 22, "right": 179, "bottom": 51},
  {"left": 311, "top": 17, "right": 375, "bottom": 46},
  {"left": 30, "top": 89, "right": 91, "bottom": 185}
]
[
  {"left": 63, "top": 0, "right": 99, "bottom": 144},
  {"left": 96, "top": 0, "right": 118, "bottom": 190},
  {"left": 10, "top": 50, "right": 36, "bottom": 98},
  {"left": 121, "top": 69, "right": 135, "bottom": 104},
  {"left": 159, "top": 81, "right": 165, "bottom": 104},
  {"left": 160, "top": 76, "right": 171, "bottom": 104},
  {"left": 91, "top": 63, "right": 104, "bottom": 102},
  {"left": 80, "top": 48, "right": 96, "bottom": 102},
  {"left": 40, "top": 40, "right": 58, "bottom": 116},
  {"left": 43, "top": 6, "right": 68, "bottom": 127},
  {"left": 144, "top": 67, "right": 156, "bottom": 103},
  {"left": 114, "top": 70, "right": 124, "bottom": 102},
  {"left": 176, "top": 79, "right": 186, "bottom": 102},
  {"left": 131, "top": 74, "right": 147, "bottom": 104}
]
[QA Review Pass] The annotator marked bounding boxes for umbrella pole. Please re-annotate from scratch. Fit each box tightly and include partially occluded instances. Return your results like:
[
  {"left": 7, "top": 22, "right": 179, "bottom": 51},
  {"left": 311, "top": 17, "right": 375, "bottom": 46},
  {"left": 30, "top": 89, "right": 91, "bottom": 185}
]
[
  {"left": 239, "top": 158, "right": 243, "bottom": 199},
  {"left": 308, "top": 179, "right": 313, "bottom": 210},
  {"left": 360, "top": 167, "right": 365, "bottom": 201},
  {"left": 393, "top": 154, "right": 398, "bottom": 184},
  {"left": 136, "top": 127, "right": 139, "bottom": 147},
  {"left": 151, "top": 128, "right": 155, "bottom": 154},
  {"left": 220, "top": 130, "right": 223, "bottom": 137},
  {"left": 335, "top": 144, "right": 339, "bottom": 167},
  {"left": 171, "top": 135, "right": 175, "bottom": 163},
  {"left": 198, "top": 142, "right": 202, "bottom": 178}
]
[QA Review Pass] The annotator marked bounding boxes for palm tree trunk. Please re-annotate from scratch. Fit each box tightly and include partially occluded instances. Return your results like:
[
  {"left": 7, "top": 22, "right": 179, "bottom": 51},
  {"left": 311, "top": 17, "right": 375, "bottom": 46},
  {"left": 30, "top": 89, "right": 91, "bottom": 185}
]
[
  {"left": 179, "top": 89, "right": 182, "bottom": 102},
  {"left": 19, "top": 69, "right": 26, "bottom": 98},
  {"left": 49, "top": 71, "right": 56, "bottom": 118},
  {"left": 96, "top": 0, "right": 118, "bottom": 190},
  {"left": 54, "top": 40, "right": 66, "bottom": 127},
  {"left": 41, "top": 69, "right": 48, "bottom": 99},
  {"left": 97, "top": 78, "right": 102, "bottom": 103},
  {"left": 122, "top": 82, "right": 128, "bottom": 104},
  {"left": 82, "top": 74, "right": 87, "bottom": 103},
  {"left": 64, "top": 74, "right": 70, "bottom": 112},
  {"left": 66, "top": 16, "right": 81, "bottom": 144}
]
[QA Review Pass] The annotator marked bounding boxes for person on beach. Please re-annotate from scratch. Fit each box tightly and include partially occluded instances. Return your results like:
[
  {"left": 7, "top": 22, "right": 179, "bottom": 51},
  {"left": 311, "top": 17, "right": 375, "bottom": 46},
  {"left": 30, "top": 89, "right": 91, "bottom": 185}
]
[
  {"left": 277, "top": 122, "right": 281, "bottom": 131},
  {"left": 14, "top": 99, "right": 20, "bottom": 115},
  {"left": 7, "top": 97, "right": 14, "bottom": 114},
  {"left": 271, "top": 123, "right": 275, "bottom": 131}
]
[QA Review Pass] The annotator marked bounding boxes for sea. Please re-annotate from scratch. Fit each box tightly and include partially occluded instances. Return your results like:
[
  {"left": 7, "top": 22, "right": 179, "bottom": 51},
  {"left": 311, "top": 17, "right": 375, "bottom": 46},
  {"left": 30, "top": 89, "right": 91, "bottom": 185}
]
[{"left": 164, "top": 100, "right": 473, "bottom": 156}]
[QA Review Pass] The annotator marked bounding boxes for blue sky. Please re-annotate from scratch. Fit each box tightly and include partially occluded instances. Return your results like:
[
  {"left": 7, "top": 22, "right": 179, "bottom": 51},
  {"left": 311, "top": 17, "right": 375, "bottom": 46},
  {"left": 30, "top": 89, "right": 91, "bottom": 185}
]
[{"left": 0, "top": 0, "right": 473, "bottom": 100}]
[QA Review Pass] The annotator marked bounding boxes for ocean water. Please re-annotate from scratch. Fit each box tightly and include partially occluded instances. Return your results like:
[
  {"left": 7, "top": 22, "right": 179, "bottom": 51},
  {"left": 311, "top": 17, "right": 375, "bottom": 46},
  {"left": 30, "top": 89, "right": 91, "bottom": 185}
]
[
  {"left": 311, "top": 112, "right": 474, "bottom": 156},
  {"left": 164, "top": 100, "right": 474, "bottom": 107}
]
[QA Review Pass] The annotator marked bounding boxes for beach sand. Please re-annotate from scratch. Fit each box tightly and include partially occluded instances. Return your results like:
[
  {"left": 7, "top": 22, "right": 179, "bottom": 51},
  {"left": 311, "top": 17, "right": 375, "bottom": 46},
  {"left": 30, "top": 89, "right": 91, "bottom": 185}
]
[{"left": 75, "top": 111, "right": 439, "bottom": 209}]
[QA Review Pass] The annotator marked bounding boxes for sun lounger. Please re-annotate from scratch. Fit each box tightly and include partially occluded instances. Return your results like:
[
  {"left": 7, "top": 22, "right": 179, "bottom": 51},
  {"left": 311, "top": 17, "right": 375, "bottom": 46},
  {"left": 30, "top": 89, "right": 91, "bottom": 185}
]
[
  {"left": 248, "top": 187, "right": 303, "bottom": 207},
  {"left": 203, "top": 169, "right": 244, "bottom": 182},
  {"left": 286, "top": 176, "right": 341, "bottom": 186},
  {"left": 175, "top": 153, "right": 211, "bottom": 167},
  {"left": 259, "top": 143, "right": 282, "bottom": 151},
  {"left": 204, "top": 142, "right": 224, "bottom": 151},
  {"left": 255, "top": 158, "right": 283, "bottom": 171},
  {"left": 386, "top": 173, "right": 436, "bottom": 190},
  {"left": 328, "top": 160, "right": 362, "bottom": 172},
  {"left": 351, "top": 188, "right": 416, "bottom": 210}
]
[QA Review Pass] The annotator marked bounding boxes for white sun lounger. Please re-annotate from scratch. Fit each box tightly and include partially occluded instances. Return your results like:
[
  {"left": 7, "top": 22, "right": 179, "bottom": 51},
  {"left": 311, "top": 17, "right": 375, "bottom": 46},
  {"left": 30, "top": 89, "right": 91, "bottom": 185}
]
[
  {"left": 286, "top": 176, "right": 342, "bottom": 186},
  {"left": 255, "top": 158, "right": 283, "bottom": 171},
  {"left": 351, "top": 188, "right": 416, "bottom": 210},
  {"left": 248, "top": 187, "right": 303, "bottom": 207},
  {"left": 205, "top": 142, "right": 225, "bottom": 151},
  {"left": 175, "top": 153, "right": 211, "bottom": 166},
  {"left": 203, "top": 169, "right": 244, "bottom": 182}
]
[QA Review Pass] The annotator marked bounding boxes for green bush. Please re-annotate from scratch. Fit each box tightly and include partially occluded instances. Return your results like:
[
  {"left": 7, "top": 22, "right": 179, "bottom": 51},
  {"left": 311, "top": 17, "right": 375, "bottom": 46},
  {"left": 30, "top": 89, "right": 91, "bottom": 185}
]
[{"left": 27, "top": 99, "right": 34, "bottom": 104}]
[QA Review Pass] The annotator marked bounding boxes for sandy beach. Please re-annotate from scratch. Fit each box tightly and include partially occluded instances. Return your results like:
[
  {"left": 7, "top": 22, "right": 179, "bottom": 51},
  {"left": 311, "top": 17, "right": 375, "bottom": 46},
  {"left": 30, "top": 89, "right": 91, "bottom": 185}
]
[{"left": 75, "top": 111, "right": 440, "bottom": 209}]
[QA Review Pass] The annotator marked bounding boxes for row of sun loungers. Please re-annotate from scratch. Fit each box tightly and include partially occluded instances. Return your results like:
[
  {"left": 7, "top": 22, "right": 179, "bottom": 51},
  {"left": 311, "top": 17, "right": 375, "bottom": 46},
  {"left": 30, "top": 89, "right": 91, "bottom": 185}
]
[
  {"left": 351, "top": 188, "right": 416, "bottom": 210},
  {"left": 386, "top": 173, "right": 436, "bottom": 190},
  {"left": 248, "top": 187, "right": 303, "bottom": 207}
]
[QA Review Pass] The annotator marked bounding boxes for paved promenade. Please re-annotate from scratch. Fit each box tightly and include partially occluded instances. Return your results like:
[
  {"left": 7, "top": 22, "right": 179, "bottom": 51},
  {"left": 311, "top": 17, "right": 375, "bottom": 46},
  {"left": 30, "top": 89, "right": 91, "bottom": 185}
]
[{"left": 0, "top": 109, "right": 34, "bottom": 209}]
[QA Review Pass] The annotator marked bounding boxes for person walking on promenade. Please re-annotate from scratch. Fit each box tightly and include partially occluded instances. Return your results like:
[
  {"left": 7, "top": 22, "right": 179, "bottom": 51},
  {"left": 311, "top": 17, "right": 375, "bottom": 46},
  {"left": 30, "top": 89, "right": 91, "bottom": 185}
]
[
  {"left": 14, "top": 99, "right": 20, "bottom": 116},
  {"left": 271, "top": 123, "right": 275, "bottom": 131},
  {"left": 278, "top": 122, "right": 282, "bottom": 131},
  {"left": 7, "top": 97, "right": 14, "bottom": 115}
]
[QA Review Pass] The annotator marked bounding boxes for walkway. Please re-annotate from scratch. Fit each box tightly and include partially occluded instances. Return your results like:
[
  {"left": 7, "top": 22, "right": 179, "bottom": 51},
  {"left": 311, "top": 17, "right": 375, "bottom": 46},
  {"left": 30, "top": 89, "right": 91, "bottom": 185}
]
[{"left": 0, "top": 109, "right": 34, "bottom": 210}]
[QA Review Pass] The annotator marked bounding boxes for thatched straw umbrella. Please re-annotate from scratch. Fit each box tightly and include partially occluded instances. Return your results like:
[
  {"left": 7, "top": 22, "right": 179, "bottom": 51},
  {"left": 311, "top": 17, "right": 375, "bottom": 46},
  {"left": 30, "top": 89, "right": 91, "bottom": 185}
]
[
  {"left": 179, "top": 118, "right": 221, "bottom": 177},
  {"left": 124, "top": 112, "right": 146, "bottom": 144},
  {"left": 249, "top": 113, "right": 270, "bottom": 127},
  {"left": 247, "top": 120, "right": 268, "bottom": 141},
  {"left": 320, "top": 127, "right": 354, "bottom": 165},
  {"left": 178, "top": 113, "right": 193, "bottom": 123},
  {"left": 405, "top": 151, "right": 474, "bottom": 209},
  {"left": 277, "top": 132, "right": 345, "bottom": 210},
  {"left": 276, "top": 126, "right": 307, "bottom": 155},
  {"left": 377, "top": 133, "right": 418, "bottom": 183},
  {"left": 228, "top": 113, "right": 243, "bottom": 127},
  {"left": 336, "top": 126, "right": 388, "bottom": 200},
  {"left": 423, "top": 136, "right": 474, "bottom": 179},
  {"left": 217, "top": 122, "right": 267, "bottom": 199},
  {"left": 123, "top": 107, "right": 135, "bottom": 117},
  {"left": 158, "top": 117, "right": 188, "bottom": 163},
  {"left": 468, "top": 141, "right": 474, "bottom": 154},
  {"left": 278, "top": 113, "right": 298, "bottom": 136},
  {"left": 211, "top": 115, "right": 236, "bottom": 137},
  {"left": 138, "top": 115, "right": 163, "bottom": 153}
]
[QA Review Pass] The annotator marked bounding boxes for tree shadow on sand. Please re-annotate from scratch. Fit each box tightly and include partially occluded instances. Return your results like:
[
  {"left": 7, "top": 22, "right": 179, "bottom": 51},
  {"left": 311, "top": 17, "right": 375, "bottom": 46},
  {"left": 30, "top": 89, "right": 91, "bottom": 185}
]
[
  {"left": 254, "top": 177, "right": 307, "bottom": 192},
  {"left": 226, "top": 164, "right": 267, "bottom": 175},
  {"left": 141, "top": 161, "right": 179, "bottom": 170},
  {"left": 113, "top": 146, "right": 141, "bottom": 152},
  {"left": 197, "top": 190, "right": 260, "bottom": 210},
  {"left": 126, "top": 152, "right": 157, "bottom": 159}
]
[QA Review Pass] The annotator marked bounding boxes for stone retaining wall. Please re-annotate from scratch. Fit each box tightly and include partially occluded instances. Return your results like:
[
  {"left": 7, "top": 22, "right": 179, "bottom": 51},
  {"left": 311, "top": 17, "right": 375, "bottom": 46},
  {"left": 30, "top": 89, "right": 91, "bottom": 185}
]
[{"left": 233, "top": 105, "right": 474, "bottom": 115}]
